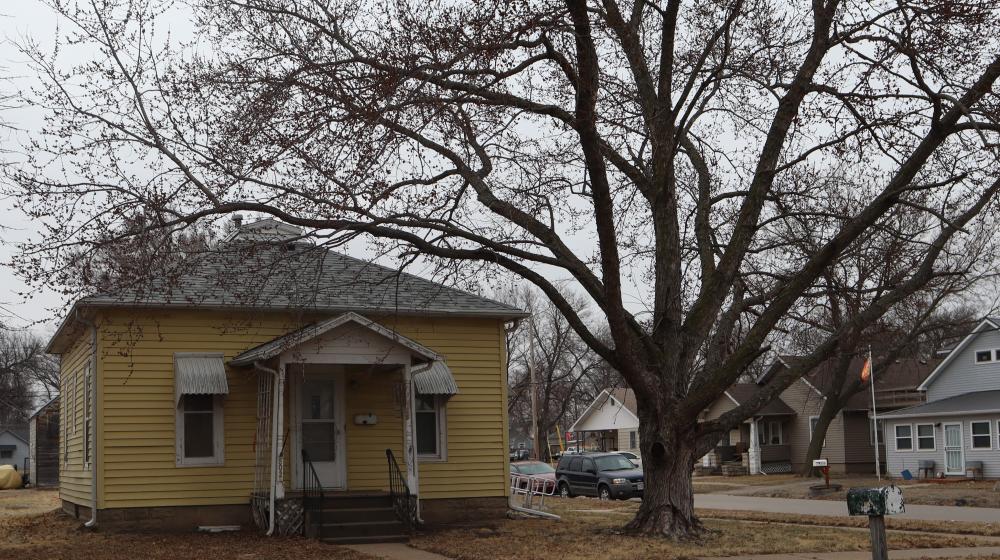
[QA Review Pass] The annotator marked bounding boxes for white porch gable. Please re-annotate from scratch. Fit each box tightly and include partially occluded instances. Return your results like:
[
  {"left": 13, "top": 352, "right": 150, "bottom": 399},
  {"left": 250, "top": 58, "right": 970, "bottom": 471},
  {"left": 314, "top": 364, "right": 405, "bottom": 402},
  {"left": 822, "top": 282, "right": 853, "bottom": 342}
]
[{"left": 570, "top": 389, "right": 640, "bottom": 432}]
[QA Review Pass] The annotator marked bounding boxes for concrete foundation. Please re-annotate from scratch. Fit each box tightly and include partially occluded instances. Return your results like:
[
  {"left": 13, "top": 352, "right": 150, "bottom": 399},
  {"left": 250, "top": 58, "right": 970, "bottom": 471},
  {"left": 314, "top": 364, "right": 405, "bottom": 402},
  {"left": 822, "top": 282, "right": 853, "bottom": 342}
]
[{"left": 62, "top": 500, "right": 250, "bottom": 532}]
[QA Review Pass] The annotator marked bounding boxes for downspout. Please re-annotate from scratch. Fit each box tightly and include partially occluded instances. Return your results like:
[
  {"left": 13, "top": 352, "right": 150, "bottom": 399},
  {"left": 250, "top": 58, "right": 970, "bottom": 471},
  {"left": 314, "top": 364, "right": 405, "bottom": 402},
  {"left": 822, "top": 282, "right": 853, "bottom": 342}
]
[
  {"left": 77, "top": 311, "right": 99, "bottom": 529},
  {"left": 254, "top": 361, "right": 279, "bottom": 536}
]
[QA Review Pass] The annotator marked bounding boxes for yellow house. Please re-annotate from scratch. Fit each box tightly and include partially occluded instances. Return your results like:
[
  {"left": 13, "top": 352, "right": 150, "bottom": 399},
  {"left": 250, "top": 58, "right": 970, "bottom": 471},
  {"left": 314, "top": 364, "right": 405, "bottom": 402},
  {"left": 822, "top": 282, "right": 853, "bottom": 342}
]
[{"left": 46, "top": 219, "right": 525, "bottom": 542}]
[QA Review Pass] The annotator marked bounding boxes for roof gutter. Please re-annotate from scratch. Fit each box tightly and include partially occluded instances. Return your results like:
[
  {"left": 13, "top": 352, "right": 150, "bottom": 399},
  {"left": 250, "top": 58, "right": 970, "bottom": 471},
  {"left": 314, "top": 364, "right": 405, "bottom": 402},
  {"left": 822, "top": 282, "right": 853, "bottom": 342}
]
[
  {"left": 877, "top": 408, "right": 1000, "bottom": 420},
  {"left": 77, "top": 310, "right": 99, "bottom": 529}
]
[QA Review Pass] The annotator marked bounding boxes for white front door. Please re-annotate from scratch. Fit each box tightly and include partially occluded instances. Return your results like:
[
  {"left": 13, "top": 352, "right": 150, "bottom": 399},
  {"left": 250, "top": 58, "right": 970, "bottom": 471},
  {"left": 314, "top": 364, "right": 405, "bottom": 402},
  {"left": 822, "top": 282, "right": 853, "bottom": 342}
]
[
  {"left": 299, "top": 373, "right": 346, "bottom": 488},
  {"left": 944, "top": 423, "right": 964, "bottom": 475}
]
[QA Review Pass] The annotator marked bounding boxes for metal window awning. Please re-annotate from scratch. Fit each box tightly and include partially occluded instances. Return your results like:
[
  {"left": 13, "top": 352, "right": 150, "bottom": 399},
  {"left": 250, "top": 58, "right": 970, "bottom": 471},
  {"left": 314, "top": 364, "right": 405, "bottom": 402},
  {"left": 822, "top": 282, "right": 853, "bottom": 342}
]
[
  {"left": 412, "top": 361, "right": 459, "bottom": 396},
  {"left": 175, "top": 353, "right": 229, "bottom": 405}
]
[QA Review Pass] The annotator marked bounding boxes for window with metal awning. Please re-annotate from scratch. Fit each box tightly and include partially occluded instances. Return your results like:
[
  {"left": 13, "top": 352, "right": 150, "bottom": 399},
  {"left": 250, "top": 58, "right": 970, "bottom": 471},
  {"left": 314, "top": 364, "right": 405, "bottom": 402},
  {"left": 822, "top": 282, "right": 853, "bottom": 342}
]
[
  {"left": 173, "top": 353, "right": 228, "bottom": 466},
  {"left": 410, "top": 361, "right": 457, "bottom": 462}
]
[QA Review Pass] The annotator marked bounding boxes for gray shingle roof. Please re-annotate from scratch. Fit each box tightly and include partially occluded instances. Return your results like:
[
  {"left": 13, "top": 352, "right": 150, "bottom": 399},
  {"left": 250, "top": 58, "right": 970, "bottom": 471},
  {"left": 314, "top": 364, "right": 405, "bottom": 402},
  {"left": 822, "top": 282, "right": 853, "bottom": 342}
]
[
  {"left": 73, "top": 243, "right": 526, "bottom": 318},
  {"left": 879, "top": 390, "right": 1000, "bottom": 419},
  {"left": 725, "top": 383, "right": 796, "bottom": 416}
]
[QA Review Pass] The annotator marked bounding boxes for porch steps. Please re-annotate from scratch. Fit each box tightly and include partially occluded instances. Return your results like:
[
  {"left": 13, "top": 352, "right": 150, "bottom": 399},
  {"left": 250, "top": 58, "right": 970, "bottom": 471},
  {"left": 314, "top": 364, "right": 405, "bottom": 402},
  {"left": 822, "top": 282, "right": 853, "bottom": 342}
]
[{"left": 305, "top": 493, "right": 410, "bottom": 545}]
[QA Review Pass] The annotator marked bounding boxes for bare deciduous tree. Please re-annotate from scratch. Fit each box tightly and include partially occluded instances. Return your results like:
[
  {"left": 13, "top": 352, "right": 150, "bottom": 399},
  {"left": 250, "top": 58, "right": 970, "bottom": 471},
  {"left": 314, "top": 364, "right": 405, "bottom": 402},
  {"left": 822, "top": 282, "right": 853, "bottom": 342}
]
[
  {"left": 505, "top": 286, "right": 617, "bottom": 460},
  {"left": 5, "top": 0, "right": 1000, "bottom": 536},
  {"left": 0, "top": 330, "right": 59, "bottom": 424}
]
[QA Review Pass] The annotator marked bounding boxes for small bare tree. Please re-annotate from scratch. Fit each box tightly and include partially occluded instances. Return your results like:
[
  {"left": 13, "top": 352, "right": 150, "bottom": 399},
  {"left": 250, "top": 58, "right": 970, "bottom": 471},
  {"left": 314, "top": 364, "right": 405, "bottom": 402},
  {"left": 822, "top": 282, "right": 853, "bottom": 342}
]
[
  {"left": 0, "top": 330, "right": 59, "bottom": 423},
  {"left": 506, "top": 286, "right": 616, "bottom": 460}
]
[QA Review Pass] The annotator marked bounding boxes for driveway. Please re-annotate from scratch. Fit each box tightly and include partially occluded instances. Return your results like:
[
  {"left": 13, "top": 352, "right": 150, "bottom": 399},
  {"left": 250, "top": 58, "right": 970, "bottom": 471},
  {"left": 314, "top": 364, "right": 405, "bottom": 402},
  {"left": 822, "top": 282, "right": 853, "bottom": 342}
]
[{"left": 695, "top": 493, "right": 1000, "bottom": 523}]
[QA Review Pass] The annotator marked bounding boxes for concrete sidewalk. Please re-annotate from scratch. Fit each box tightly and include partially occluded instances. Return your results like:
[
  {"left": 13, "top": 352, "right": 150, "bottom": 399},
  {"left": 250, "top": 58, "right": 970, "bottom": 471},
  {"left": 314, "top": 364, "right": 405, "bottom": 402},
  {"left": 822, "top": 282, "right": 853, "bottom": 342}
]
[
  {"left": 696, "top": 493, "right": 1000, "bottom": 523},
  {"left": 703, "top": 546, "right": 1000, "bottom": 560},
  {"left": 345, "top": 543, "right": 450, "bottom": 560}
]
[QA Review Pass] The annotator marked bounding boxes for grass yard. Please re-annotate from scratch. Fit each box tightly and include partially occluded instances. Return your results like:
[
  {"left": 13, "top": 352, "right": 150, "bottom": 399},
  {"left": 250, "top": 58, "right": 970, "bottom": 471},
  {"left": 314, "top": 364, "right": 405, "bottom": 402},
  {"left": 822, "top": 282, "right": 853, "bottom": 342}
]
[
  {"left": 0, "top": 489, "right": 60, "bottom": 519},
  {"left": 738, "top": 476, "right": 1000, "bottom": 507},
  {"left": 410, "top": 497, "right": 992, "bottom": 560},
  {"left": 0, "top": 499, "right": 374, "bottom": 560}
]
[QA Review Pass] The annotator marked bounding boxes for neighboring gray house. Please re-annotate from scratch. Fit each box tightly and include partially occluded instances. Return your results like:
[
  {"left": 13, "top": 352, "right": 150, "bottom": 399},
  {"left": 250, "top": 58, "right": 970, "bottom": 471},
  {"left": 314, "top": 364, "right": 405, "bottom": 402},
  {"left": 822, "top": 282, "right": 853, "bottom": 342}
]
[
  {"left": 881, "top": 317, "right": 1000, "bottom": 478},
  {"left": 0, "top": 427, "right": 30, "bottom": 472}
]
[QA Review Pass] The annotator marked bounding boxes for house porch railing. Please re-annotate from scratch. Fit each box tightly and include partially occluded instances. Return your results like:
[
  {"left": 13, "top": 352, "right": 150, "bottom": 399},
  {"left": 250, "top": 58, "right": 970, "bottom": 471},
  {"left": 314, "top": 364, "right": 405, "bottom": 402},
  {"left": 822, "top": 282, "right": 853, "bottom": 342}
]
[{"left": 386, "top": 448, "right": 417, "bottom": 532}]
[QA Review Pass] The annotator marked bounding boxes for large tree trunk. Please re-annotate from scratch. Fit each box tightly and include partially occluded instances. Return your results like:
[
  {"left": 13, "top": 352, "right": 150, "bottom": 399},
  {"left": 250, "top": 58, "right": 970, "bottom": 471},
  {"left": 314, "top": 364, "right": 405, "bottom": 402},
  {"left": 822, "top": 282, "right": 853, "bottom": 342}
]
[
  {"left": 625, "top": 408, "right": 704, "bottom": 539},
  {"left": 799, "top": 397, "right": 842, "bottom": 476}
]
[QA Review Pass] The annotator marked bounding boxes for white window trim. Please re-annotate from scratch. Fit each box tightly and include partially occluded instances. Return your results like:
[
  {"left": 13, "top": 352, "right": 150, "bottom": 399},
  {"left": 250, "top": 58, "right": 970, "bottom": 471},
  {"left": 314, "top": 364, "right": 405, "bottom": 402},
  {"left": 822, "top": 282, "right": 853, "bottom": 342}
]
[
  {"left": 416, "top": 395, "right": 448, "bottom": 463},
  {"left": 808, "top": 416, "right": 826, "bottom": 447},
  {"left": 83, "top": 364, "right": 92, "bottom": 470},
  {"left": 175, "top": 395, "right": 225, "bottom": 467},
  {"left": 915, "top": 423, "right": 936, "bottom": 451},
  {"left": 970, "top": 420, "right": 993, "bottom": 450},
  {"left": 974, "top": 349, "right": 995, "bottom": 364},
  {"left": 894, "top": 423, "right": 914, "bottom": 452}
]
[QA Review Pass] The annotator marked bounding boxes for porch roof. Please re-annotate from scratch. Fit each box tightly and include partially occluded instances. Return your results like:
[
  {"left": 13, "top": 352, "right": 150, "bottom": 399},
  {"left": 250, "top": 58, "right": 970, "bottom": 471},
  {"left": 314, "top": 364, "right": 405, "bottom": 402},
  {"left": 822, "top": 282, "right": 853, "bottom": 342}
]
[{"left": 228, "top": 311, "right": 441, "bottom": 367}]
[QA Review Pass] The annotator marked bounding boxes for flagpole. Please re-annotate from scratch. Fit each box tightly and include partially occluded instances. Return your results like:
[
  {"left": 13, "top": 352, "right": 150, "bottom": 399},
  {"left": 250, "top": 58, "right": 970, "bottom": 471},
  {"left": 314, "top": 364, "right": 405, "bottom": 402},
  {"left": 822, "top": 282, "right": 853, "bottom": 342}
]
[{"left": 869, "top": 345, "right": 882, "bottom": 482}]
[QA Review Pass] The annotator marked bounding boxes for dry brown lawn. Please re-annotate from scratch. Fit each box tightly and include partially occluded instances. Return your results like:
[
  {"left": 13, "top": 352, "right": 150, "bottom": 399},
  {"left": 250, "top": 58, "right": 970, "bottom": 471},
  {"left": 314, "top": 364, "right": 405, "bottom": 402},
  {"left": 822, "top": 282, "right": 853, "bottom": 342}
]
[
  {"left": 697, "top": 508, "right": 1000, "bottom": 537},
  {"left": 0, "top": 507, "right": 373, "bottom": 560},
  {"left": 0, "top": 489, "right": 60, "bottom": 518},
  {"left": 741, "top": 476, "right": 1000, "bottom": 507},
  {"left": 410, "top": 497, "right": 992, "bottom": 560}
]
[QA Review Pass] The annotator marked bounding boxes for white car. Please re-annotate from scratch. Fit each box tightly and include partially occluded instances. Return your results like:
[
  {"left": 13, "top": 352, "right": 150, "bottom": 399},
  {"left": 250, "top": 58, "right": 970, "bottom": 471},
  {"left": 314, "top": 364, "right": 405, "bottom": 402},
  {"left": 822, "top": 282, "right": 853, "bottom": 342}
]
[{"left": 618, "top": 451, "right": 642, "bottom": 469}]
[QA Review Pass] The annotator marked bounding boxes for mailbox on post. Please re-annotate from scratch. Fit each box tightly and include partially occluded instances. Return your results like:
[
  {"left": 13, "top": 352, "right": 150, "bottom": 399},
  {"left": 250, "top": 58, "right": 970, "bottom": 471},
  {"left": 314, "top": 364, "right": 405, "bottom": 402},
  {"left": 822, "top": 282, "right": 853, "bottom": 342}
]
[
  {"left": 847, "top": 486, "right": 905, "bottom": 516},
  {"left": 847, "top": 486, "right": 904, "bottom": 560}
]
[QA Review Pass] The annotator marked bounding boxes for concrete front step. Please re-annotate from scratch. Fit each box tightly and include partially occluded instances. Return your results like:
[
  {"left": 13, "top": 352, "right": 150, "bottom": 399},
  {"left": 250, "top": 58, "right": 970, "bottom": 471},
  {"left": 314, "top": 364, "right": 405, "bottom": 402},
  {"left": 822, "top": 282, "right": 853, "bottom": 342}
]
[
  {"left": 314, "top": 506, "right": 399, "bottom": 524},
  {"left": 322, "top": 534, "right": 410, "bottom": 545},
  {"left": 320, "top": 520, "right": 407, "bottom": 539}
]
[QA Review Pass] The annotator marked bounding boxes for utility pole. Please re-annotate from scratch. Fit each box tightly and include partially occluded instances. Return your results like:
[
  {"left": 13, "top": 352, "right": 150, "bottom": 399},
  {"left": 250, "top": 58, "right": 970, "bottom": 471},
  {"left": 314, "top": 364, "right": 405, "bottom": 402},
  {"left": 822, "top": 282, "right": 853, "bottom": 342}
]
[{"left": 529, "top": 322, "right": 540, "bottom": 461}]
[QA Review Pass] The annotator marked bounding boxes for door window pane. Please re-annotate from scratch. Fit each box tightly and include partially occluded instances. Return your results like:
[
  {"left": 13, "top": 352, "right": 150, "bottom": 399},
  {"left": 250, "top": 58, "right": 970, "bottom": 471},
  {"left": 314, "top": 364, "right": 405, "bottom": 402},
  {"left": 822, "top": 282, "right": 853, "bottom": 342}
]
[
  {"left": 302, "top": 422, "right": 337, "bottom": 461},
  {"left": 302, "top": 380, "right": 336, "bottom": 419}
]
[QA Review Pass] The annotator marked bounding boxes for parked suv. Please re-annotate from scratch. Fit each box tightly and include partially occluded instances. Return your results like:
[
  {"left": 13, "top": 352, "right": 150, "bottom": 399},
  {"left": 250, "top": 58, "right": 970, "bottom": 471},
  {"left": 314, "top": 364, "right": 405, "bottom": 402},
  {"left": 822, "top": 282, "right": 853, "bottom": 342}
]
[{"left": 555, "top": 452, "right": 644, "bottom": 500}]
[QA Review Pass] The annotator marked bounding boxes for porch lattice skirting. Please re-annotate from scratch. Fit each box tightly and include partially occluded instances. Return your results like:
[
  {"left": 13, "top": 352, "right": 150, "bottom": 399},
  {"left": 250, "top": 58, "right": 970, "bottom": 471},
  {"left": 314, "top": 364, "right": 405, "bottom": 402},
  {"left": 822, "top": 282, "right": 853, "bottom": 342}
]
[
  {"left": 251, "top": 494, "right": 304, "bottom": 536},
  {"left": 761, "top": 462, "right": 792, "bottom": 474}
]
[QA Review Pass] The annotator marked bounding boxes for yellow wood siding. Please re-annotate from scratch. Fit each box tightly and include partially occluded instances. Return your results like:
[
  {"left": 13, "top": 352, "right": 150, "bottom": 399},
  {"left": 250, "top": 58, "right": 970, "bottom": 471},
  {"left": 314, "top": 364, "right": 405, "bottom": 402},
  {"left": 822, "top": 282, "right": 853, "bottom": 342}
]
[
  {"left": 382, "top": 317, "right": 508, "bottom": 500},
  {"left": 59, "top": 331, "right": 94, "bottom": 506},
  {"left": 344, "top": 367, "right": 404, "bottom": 490},
  {"left": 83, "top": 309, "right": 506, "bottom": 509}
]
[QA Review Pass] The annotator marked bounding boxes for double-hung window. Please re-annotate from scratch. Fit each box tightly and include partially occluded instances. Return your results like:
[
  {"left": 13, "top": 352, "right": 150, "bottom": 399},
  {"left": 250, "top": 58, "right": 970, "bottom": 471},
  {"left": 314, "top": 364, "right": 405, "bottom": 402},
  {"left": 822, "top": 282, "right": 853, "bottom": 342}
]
[
  {"left": 177, "top": 394, "right": 224, "bottom": 465},
  {"left": 629, "top": 431, "right": 637, "bottom": 449},
  {"left": 971, "top": 421, "right": 992, "bottom": 449},
  {"left": 415, "top": 394, "right": 447, "bottom": 461},
  {"left": 894, "top": 424, "right": 913, "bottom": 451},
  {"left": 916, "top": 424, "right": 935, "bottom": 450},
  {"left": 174, "top": 353, "right": 228, "bottom": 467}
]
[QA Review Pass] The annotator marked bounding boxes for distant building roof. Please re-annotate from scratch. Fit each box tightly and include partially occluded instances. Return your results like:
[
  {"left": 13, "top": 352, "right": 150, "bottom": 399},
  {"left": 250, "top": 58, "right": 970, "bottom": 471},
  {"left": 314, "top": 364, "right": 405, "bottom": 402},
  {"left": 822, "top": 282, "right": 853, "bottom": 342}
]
[
  {"left": 768, "top": 354, "right": 937, "bottom": 410},
  {"left": 879, "top": 390, "right": 1000, "bottom": 419},
  {"left": 47, "top": 219, "right": 527, "bottom": 353},
  {"left": 0, "top": 427, "right": 29, "bottom": 444},
  {"left": 608, "top": 388, "right": 637, "bottom": 416},
  {"left": 725, "top": 384, "right": 796, "bottom": 416},
  {"left": 28, "top": 396, "right": 60, "bottom": 420}
]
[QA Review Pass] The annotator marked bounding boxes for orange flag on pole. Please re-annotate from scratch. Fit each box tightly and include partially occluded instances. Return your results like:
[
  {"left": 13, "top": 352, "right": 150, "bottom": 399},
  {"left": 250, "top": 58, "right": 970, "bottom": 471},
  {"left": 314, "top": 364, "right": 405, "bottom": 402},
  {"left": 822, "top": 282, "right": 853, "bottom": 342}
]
[{"left": 860, "top": 358, "right": 872, "bottom": 382}]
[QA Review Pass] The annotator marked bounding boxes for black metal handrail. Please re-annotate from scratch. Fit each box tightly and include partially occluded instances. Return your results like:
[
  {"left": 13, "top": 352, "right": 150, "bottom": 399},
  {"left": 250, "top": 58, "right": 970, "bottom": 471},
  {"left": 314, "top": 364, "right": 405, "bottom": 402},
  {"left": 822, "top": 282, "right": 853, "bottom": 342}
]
[
  {"left": 301, "top": 449, "right": 324, "bottom": 537},
  {"left": 386, "top": 448, "right": 417, "bottom": 532}
]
